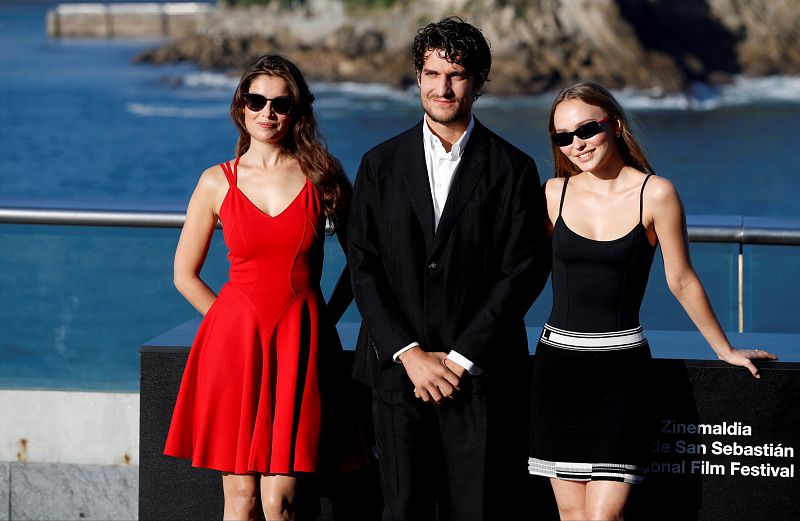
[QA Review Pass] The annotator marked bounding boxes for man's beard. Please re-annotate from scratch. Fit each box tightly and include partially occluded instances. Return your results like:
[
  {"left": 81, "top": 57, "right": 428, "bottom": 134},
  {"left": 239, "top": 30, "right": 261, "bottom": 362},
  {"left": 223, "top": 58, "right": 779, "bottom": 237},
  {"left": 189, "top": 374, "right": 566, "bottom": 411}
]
[{"left": 423, "top": 99, "right": 467, "bottom": 125}]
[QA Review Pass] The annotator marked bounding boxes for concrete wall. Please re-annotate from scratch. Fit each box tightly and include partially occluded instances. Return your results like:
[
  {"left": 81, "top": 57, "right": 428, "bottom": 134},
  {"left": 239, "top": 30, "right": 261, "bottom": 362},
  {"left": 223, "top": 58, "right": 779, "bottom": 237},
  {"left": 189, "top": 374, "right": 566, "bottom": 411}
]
[
  {"left": 46, "top": 3, "right": 212, "bottom": 39},
  {"left": 0, "top": 390, "right": 139, "bottom": 520},
  {"left": 0, "top": 390, "right": 138, "bottom": 465},
  {"left": 0, "top": 462, "right": 137, "bottom": 521}
]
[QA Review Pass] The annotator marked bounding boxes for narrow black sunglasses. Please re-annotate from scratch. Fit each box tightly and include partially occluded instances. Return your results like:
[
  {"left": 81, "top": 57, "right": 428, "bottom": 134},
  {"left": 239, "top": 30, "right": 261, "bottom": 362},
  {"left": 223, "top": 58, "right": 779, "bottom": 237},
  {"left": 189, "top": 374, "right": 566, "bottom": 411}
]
[
  {"left": 551, "top": 116, "right": 612, "bottom": 147},
  {"left": 242, "top": 93, "right": 294, "bottom": 115}
]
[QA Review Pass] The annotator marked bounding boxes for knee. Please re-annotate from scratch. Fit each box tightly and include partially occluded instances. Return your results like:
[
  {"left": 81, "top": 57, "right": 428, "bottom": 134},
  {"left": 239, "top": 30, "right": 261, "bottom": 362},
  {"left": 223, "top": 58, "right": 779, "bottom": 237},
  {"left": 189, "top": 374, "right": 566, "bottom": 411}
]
[
  {"left": 262, "top": 492, "right": 294, "bottom": 521},
  {"left": 225, "top": 482, "right": 258, "bottom": 514}
]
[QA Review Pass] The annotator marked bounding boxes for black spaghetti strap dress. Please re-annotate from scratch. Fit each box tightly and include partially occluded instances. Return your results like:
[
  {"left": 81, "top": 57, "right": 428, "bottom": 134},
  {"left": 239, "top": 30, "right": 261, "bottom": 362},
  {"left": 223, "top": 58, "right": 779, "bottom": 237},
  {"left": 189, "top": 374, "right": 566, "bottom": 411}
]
[{"left": 529, "top": 174, "right": 657, "bottom": 484}]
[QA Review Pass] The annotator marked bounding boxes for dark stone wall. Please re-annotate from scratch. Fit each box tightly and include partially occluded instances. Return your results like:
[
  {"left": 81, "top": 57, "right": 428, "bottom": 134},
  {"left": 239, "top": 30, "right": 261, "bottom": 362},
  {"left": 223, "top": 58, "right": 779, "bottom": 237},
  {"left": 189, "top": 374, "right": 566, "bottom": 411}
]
[{"left": 141, "top": 332, "right": 799, "bottom": 520}]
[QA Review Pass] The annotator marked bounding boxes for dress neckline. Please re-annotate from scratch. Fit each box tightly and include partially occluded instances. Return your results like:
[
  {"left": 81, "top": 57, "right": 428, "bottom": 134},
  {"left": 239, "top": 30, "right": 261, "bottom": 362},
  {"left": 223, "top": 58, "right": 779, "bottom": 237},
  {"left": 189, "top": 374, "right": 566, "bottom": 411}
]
[
  {"left": 557, "top": 215, "right": 642, "bottom": 244},
  {"left": 235, "top": 180, "right": 307, "bottom": 219},
  {"left": 227, "top": 156, "right": 309, "bottom": 219}
]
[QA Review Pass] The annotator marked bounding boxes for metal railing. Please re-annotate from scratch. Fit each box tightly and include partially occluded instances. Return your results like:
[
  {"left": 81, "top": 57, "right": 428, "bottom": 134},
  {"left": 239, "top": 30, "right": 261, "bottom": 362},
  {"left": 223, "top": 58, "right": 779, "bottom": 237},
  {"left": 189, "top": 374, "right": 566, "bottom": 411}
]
[
  {"left": 0, "top": 207, "right": 186, "bottom": 228},
  {"left": 3, "top": 206, "right": 800, "bottom": 332},
  {"left": 3, "top": 206, "right": 800, "bottom": 241}
]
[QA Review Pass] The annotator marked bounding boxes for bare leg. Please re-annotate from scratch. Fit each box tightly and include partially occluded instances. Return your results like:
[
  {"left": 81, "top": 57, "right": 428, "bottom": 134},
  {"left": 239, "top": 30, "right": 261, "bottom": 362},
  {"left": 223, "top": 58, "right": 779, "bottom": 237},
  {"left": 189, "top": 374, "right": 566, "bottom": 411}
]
[
  {"left": 585, "top": 480, "right": 632, "bottom": 521},
  {"left": 550, "top": 478, "right": 587, "bottom": 520},
  {"left": 260, "top": 474, "right": 298, "bottom": 521},
  {"left": 221, "top": 474, "right": 259, "bottom": 521}
]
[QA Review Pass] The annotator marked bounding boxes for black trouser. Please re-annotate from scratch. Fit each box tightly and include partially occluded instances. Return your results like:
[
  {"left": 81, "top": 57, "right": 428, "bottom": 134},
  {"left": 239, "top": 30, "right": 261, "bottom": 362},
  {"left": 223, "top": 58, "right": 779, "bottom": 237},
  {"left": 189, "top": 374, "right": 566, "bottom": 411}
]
[{"left": 371, "top": 365, "right": 531, "bottom": 521}]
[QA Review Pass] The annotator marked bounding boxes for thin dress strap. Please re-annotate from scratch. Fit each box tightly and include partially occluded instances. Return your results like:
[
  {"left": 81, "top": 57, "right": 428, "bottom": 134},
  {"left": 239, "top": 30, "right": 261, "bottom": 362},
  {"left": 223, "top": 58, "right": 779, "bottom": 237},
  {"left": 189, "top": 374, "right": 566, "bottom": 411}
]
[
  {"left": 558, "top": 176, "right": 570, "bottom": 217},
  {"left": 219, "top": 157, "right": 241, "bottom": 187},
  {"left": 639, "top": 174, "right": 654, "bottom": 224}
]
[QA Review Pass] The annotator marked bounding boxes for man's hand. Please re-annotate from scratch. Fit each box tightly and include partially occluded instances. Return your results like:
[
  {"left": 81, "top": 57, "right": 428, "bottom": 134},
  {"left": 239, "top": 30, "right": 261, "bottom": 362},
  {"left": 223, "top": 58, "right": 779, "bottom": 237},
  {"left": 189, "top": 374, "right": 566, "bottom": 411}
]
[
  {"left": 442, "top": 357, "right": 467, "bottom": 379},
  {"left": 399, "top": 347, "right": 461, "bottom": 403}
]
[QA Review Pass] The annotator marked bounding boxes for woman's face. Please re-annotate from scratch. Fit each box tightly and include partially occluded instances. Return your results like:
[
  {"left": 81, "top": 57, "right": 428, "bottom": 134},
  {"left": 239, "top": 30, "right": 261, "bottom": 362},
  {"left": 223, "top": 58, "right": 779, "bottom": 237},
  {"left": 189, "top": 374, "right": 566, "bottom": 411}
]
[
  {"left": 242, "top": 74, "right": 293, "bottom": 147},
  {"left": 552, "top": 98, "right": 619, "bottom": 174}
]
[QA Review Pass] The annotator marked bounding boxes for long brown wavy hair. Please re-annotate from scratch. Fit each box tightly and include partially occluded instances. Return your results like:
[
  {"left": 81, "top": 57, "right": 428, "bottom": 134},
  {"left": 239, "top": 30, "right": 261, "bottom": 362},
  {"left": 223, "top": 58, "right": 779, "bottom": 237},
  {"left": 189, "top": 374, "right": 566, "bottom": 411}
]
[
  {"left": 548, "top": 81, "right": 655, "bottom": 178},
  {"left": 230, "top": 54, "right": 349, "bottom": 225}
]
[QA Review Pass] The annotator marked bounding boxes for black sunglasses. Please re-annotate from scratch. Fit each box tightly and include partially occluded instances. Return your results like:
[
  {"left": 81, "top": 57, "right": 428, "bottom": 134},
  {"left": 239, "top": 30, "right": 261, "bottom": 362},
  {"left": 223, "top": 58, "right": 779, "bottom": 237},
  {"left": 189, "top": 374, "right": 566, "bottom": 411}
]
[
  {"left": 242, "top": 93, "right": 294, "bottom": 115},
  {"left": 551, "top": 116, "right": 611, "bottom": 147}
]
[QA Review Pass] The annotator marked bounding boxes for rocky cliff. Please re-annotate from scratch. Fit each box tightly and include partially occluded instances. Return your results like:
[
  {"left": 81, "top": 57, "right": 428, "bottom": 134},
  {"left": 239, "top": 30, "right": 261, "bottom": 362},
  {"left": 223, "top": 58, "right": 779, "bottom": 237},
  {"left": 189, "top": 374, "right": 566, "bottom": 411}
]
[{"left": 134, "top": 0, "right": 800, "bottom": 95}]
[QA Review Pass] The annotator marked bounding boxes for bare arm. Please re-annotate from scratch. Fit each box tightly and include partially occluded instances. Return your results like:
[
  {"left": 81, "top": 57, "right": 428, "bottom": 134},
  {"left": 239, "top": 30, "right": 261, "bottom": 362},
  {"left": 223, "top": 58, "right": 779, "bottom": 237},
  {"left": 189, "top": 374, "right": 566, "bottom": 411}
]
[
  {"left": 173, "top": 166, "right": 226, "bottom": 315},
  {"left": 543, "top": 177, "right": 564, "bottom": 238},
  {"left": 651, "top": 178, "right": 778, "bottom": 377}
]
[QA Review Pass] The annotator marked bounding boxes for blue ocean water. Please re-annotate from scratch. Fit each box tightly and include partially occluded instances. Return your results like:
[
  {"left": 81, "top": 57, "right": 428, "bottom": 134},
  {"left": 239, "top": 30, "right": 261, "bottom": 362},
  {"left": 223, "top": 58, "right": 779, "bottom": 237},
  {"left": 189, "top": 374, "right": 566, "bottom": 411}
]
[{"left": 1, "top": 1, "right": 799, "bottom": 390}]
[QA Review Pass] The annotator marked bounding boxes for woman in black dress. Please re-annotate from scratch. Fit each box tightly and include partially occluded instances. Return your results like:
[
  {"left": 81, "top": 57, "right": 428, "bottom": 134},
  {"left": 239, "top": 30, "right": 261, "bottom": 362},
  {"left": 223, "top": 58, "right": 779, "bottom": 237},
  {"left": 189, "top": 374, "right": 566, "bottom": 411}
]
[{"left": 528, "top": 81, "right": 777, "bottom": 521}]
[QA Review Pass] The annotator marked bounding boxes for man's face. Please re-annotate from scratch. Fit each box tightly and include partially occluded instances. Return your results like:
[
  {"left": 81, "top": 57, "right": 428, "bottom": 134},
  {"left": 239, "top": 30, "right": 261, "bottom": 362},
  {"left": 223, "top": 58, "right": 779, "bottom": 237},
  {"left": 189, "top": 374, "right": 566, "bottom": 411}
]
[{"left": 417, "top": 49, "right": 478, "bottom": 127}]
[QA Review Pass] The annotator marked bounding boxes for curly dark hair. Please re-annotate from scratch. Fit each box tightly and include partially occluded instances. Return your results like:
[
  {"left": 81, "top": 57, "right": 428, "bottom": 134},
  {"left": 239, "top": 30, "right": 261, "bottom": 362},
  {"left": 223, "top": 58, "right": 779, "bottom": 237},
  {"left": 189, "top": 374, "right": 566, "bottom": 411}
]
[{"left": 412, "top": 16, "right": 491, "bottom": 97}]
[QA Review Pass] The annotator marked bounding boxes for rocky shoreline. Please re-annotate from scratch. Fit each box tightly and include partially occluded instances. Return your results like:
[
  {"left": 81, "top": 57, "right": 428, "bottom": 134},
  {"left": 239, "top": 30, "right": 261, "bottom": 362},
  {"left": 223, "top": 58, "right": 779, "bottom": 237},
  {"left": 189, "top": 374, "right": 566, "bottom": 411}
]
[{"left": 134, "top": 0, "right": 800, "bottom": 96}]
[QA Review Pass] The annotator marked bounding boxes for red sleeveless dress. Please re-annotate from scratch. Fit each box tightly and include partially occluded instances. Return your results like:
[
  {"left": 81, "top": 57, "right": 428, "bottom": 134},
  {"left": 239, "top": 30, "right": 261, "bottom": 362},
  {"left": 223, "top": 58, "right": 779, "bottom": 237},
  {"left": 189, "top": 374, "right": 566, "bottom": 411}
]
[{"left": 164, "top": 157, "right": 345, "bottom": 475}]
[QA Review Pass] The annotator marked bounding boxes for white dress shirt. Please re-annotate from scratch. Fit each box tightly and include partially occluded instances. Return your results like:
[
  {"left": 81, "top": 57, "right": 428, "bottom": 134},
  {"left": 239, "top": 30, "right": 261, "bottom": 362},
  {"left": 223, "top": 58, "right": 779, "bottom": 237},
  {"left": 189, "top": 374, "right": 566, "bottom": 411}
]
[{"left": 392, "top": 116, "right": 482, "bottom": 375}]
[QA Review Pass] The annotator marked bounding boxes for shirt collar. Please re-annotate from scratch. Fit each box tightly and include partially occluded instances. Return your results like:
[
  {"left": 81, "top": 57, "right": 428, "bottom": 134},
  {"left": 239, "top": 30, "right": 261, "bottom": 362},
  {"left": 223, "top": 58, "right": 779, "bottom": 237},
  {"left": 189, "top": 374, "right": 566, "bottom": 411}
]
[{"left": 422, "top": 114, "right": 475, "bottom": 159}]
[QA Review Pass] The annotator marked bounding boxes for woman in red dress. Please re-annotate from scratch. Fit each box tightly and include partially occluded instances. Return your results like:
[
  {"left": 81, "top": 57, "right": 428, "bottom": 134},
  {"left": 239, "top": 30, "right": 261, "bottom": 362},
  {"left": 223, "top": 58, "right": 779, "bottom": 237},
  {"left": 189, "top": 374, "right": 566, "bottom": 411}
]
[{"left": 164, "top": 54, "right": 356, "bottom": 520}]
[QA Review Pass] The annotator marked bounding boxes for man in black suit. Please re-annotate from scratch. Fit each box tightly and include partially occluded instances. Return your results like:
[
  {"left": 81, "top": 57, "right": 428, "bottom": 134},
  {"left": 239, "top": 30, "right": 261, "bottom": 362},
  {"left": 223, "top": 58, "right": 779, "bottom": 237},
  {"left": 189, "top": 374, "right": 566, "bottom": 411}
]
[{"left": 348, "top": 17, "right": 550, "bottom": 521}]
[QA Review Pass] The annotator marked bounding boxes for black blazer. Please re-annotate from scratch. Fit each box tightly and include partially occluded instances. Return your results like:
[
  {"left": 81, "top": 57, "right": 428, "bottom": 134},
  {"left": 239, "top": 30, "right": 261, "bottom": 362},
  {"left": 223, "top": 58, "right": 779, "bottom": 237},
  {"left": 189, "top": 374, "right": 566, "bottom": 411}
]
[{"left": 348, "top": 119, "right": 550, "bottom": 391}]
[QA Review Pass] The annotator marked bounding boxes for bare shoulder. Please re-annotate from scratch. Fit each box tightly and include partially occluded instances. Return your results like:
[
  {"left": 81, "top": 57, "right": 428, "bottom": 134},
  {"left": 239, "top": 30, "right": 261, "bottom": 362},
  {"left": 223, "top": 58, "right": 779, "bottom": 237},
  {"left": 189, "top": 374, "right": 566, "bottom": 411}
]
[
  {"left": 642, "top": 176, "right": 683, "bottom": 232},
  {"left": 186, "top": 163, "right": 231, "bottom": 214},
  {"left": 192, "top": 163, "right": 231, "bottom": 200},
  {"left": 542, "top": 176, "right": 566, "bottom": 221},
  {"left": 543, "top": 176, "right": 566, "bottom": 201},
  {"left": 643, "top": 175, "right": 679, "bottom": 206},
  {"left": 196, "top": 164, "right": 228, "bottom": 191}
]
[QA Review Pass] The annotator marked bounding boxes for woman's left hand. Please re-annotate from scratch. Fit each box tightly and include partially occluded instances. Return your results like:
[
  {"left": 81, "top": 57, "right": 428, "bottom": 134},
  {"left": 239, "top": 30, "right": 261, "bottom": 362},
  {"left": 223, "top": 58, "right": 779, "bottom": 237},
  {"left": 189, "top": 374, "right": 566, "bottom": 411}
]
[{"left": 718, "top": 348, "right": 779, "bottom": 379}]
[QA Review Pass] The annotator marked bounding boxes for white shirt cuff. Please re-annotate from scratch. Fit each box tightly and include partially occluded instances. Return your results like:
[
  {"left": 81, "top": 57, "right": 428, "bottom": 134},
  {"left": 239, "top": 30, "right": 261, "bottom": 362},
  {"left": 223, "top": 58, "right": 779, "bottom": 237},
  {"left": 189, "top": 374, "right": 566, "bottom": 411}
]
[
  {"left": 447, "top": 350, "right": 483, "bottom": 375},
  {"left": 393, "top": 342, "right": 420, "bottom": 363}
]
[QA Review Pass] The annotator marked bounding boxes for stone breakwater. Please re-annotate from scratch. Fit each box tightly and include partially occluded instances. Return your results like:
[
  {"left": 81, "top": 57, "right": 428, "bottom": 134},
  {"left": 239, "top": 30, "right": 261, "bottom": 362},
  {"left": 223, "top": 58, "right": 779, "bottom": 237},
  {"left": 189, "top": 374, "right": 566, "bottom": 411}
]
[
  {"left": 47, "top": 2, "right": 212, "bottom": 39},
  {"left": 133, "top": 0, "right": 800, "bottom": 95}
]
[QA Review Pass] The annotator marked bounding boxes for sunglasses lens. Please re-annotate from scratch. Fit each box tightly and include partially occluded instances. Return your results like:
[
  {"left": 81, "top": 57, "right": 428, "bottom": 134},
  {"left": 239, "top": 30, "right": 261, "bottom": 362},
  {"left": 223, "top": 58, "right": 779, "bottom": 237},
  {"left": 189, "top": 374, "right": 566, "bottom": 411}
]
[
  {"left": 271, "top": 97, "right": 294, "bottom": 115},
  {"left": 552, "top": 120, "right": 605, "bottom": 146},
  {"left": 243, "top": 94, "right": 293, "bottom": 115},
  {"left": 243, "top": 94, "right": 267, "bottom": 112},
  {"left": 574, "top": 121, "right": 602, "bottom": 140},
  {"left": 553, "top": 132, "right": 574, "bottom": 147}
]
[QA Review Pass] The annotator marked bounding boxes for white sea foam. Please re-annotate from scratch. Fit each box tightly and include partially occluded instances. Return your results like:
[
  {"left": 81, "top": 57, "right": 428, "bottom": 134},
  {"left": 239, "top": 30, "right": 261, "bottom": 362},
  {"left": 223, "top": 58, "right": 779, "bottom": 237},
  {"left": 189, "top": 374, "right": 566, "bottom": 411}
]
[
  {"left": 181, "top": 71, "right": 238, "bottom": 90},
  {"left": 312, "top": 75, "right": 800, "bottom": 111},
  {"left": 174, "top": 71, "right": 800, "bottom": 112},
  {"left": 613, "top": 76, "right": 800, "bottom": 111},
  {"left": 126, "top": 102, "right": 228, "bottom": 118}
]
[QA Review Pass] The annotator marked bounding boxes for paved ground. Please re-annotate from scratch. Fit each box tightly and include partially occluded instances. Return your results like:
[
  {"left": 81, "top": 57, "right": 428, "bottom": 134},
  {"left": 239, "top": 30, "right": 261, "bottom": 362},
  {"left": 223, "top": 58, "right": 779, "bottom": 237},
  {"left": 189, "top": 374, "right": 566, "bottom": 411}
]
[{"left": 0, "top": 462, "right": 137, "bottom": 521}]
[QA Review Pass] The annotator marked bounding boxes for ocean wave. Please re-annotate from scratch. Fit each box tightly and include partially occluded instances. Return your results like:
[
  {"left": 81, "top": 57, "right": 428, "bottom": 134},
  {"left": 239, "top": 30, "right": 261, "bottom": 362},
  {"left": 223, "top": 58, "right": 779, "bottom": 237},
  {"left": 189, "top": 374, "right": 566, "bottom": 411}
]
[
  {"left": 180, "top": 71, "right": 238, "bottom": 90},
  {"left": 312, "top": 81, "right": 417, "bottom": 101},
  {"left": 126, "top": 102, "right": 228, "bottom": 118},
  {"left": 173, "top": 71, "right": 800, "bottom": 112},
  {"left": 613, "top": 76, "right": 800, "bottom": 111}
]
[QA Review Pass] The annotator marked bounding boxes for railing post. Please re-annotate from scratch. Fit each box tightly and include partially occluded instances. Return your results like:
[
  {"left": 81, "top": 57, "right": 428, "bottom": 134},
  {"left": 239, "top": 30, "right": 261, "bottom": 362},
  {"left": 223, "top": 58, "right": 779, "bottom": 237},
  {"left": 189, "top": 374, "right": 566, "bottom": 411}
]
[{"left": 738, "top": 241, "right": 744, "bottom": 333}]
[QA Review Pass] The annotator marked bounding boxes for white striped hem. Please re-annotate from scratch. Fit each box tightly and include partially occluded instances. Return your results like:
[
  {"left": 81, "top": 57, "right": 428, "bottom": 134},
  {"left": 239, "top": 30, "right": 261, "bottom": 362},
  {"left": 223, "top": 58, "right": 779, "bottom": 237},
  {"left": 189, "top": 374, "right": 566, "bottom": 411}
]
[
  {"left": 539, "top": 323, "right": 647, "bottom": 351},
  {"left": 528, "top": 457, "right": 646, "bottom": 484}
]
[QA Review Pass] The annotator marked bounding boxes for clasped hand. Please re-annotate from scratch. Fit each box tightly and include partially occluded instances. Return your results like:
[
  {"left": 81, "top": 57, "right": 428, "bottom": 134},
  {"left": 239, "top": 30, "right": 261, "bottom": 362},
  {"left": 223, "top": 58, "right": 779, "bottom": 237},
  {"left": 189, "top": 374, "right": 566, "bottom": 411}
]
[{"left": 399, "top": 347, "right": 463, "bottom": 404}]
